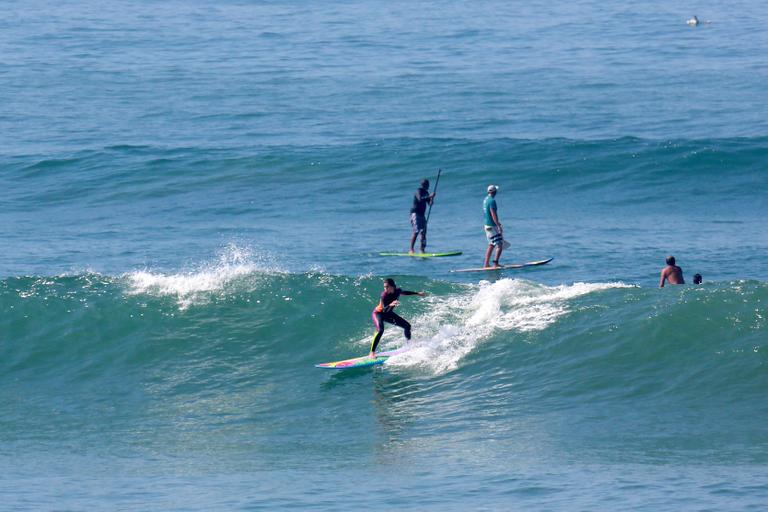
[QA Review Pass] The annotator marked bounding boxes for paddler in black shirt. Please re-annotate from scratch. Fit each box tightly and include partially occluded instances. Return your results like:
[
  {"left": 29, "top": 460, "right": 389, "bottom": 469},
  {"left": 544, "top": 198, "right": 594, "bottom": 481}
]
[{"left": 409, "top": 179, "right": 436, "bottom": 254}]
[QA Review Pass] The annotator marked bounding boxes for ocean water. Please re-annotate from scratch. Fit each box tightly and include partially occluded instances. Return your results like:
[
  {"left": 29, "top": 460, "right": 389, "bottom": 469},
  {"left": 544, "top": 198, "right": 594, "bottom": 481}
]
[{"left": 2, "top": 1, "right": 768, "bottom": 510}]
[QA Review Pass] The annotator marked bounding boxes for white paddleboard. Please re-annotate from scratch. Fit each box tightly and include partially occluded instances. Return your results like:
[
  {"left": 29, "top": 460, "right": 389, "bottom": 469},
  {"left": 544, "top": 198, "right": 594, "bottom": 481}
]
[{"left": 450, "top": 257, "right": 553, "bottom": 273}]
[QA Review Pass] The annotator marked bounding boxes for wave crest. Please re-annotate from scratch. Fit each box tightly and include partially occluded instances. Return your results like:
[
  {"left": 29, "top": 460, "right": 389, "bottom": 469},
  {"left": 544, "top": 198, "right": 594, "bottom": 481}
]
[
  {"left": 123, "top": 245, "right": 283, "bottom": 308},
  {"left": 385, "top": 279, "right": 634, "bottom": 374}
]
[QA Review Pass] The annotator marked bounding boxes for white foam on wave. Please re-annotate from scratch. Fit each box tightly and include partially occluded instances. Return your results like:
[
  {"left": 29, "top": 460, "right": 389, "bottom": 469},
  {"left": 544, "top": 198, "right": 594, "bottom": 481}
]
[
  {"left": 384, "top": 278, "right": 635, "bottom": 375},
  {"left": 123, "top": 244, "right": 284, "bottom": 309}
]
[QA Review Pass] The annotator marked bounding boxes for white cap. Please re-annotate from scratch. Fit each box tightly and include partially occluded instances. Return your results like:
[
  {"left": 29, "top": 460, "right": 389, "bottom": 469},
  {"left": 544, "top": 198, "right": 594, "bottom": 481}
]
[{"left": 487, "top": 184, "right": 499, "bottom": 193}]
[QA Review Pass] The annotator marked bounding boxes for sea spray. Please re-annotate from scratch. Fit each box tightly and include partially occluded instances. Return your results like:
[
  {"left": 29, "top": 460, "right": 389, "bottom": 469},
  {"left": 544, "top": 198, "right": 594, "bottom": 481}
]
[
  {"left": 379, "top": 279, "right": 636, "bottom": 374},
  {"left": 123, "top": 244, "right": 284, "bottom": 309}
]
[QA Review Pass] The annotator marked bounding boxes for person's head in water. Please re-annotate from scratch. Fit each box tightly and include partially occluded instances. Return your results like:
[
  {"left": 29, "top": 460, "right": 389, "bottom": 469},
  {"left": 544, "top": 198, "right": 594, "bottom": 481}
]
[
  {"left": 666, "top": 255, "right": 676, "bottom": 266},
  {"left": 693, "top": 273, "right": 702, "bottom": 284},
  {"left": 383, "top": 278, "right": 396, "bottom": 291},
  {"left": 420, "top": 179, "right": 429, "bottom": 190}
]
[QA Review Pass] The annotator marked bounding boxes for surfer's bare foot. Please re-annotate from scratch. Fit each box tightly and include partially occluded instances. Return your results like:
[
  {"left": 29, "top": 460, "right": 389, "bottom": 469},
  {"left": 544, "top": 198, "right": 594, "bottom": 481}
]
[
  {"left": 493, "top": 259, "right": 500, "bottom": 268},
  {"left": 369, "top": 352, "right": 376, "bottom": 359},
  {"left": 408, "top": 250, "right": 414, "bottom": 255}
]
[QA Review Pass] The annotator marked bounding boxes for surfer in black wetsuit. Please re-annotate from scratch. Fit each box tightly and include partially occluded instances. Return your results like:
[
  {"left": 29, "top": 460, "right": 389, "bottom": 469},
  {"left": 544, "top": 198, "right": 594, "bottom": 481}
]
[
  {"left": 370, "top": 278, "right": 426, "bottom": 358},
  {"left": 409, "top": 179, "right": 436, "bottom": 254}
]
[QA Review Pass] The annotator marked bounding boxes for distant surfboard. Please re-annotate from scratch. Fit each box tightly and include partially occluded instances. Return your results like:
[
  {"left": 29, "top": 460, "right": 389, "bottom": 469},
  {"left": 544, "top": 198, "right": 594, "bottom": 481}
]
[
  {"left": 450, "top": 257, "right": 553, "bottom": 273},
  {"left": 315, "top": 347, "right": 409, "bottom": 369},
  {"left": 379, "top": 251, "right": 462, "bottom": 258}
]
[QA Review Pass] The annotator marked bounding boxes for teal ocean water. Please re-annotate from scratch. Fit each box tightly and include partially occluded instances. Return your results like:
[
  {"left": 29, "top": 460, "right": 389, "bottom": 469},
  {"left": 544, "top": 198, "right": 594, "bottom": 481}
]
[{"left": 2, "top": 1, "right": 768, "bottom": 510}]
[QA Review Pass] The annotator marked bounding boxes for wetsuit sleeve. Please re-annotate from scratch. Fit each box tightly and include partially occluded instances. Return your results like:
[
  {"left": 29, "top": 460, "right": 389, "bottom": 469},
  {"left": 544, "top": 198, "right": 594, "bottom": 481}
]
[{"left": 400, "top": 290, "right": 419, "bottom": 296}]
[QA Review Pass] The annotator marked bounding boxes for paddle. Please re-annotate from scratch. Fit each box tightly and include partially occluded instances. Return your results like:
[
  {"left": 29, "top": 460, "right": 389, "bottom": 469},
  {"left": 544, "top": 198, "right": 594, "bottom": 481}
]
[
  {"left": 424, "top": 169, "right": 441, "bottom": 250},
  {"left": 425, "top": 168, "right": 441, "bottom": 225}
]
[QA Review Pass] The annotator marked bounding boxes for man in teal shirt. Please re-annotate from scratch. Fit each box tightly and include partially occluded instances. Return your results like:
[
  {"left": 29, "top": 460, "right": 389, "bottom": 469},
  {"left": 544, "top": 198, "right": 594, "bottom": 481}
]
[{"left": 483, "top": 185, "right": 504, "bottom": 268}]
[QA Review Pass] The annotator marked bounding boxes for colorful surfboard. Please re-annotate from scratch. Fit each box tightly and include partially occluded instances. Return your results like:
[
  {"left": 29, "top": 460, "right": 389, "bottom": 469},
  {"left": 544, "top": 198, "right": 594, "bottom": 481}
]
[
  {"left": 450, "top": 257, "right": 553, "bottom": 273},
  {"left": 315, "top": 347, "right": 409, "bottom": 369}
]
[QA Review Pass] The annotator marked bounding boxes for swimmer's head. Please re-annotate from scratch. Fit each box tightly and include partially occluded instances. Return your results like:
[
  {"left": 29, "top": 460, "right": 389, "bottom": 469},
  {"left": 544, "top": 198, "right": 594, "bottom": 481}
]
[
  {"left": 693, "top": 273, "right": 702, "bottom": 284},
  {"left": 666, "top": 256, "right": 676, "bottom": 266}
]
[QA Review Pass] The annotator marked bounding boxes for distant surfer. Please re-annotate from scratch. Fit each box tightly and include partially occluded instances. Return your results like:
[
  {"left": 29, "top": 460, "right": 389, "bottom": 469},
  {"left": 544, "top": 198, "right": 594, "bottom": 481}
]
[
  {"left": 409, "top": 179, "right": 436, "bottom": 254},
  {"left": 483, "top": 184, "right": 504, "bottom": 268},
  {"left": 659, "top": 255, "right": 685, "bottom": 287},
  {"left": 687, "top": 15, "right": 710, "bottom": 26},
  {"left": 370, "top": 278, "right": 426, "bottom": 358},
  {"left": 693, "top": 273, "right": 702, "bottom": 284}
]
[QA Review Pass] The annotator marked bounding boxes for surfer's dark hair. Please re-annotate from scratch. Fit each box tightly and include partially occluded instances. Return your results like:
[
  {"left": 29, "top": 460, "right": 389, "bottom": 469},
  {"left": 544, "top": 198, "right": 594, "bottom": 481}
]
[
  {"left": 384, "top": 278, "right": 396, "bottom": 287},
  {"left": 420, "top": 179, "right": 429, "bottom": 189},
  {"left": 666, "top": 256, "right": 676, "bottom": 265}
]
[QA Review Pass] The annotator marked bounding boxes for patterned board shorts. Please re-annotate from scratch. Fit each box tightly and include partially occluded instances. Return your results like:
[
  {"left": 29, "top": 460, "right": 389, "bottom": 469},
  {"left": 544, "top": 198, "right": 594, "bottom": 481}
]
[
  {"left": 484, "top": 225, "right": 504, "bottom": 247},
  {"left": 410, "top": 213, "right": 427, "bottom": 234}
]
